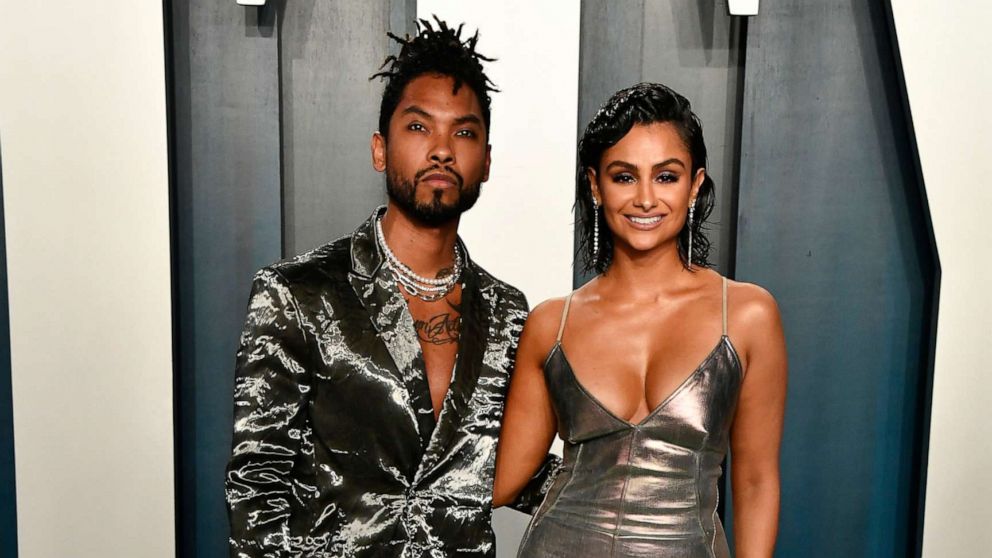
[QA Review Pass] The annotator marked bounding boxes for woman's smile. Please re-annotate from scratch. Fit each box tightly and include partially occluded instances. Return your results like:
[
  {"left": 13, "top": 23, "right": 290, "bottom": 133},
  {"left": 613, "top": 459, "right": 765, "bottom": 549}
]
[{"left": 624, "top": 213, "right": 667, "bottom": 230}]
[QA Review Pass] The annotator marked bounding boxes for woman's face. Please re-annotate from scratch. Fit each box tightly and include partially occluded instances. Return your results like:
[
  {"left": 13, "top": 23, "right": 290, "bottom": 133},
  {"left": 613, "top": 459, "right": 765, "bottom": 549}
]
[{"left": 589, "top": 122, "right": 705, "bottom": 258}]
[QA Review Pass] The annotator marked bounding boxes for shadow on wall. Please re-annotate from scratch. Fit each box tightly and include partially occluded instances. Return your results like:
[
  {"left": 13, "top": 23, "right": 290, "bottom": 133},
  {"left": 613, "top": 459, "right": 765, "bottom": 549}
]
[{"left": 0, "top": 139, "right": 19, "bottom": 557}]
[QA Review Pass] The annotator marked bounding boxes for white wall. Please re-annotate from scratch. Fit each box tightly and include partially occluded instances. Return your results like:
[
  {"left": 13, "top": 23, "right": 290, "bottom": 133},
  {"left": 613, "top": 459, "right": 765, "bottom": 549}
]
[
  {"left": 0, "top": 2, "right": 175, "bottom": 556},
  {"left": 418, "top": 0, "right": 580, "bottom": 307},
  {"left": 889, "top": 2, "right": 992, "bottom": 556},
  {"left": 416, "top": 2, "right": 579, "bottom": 555}
]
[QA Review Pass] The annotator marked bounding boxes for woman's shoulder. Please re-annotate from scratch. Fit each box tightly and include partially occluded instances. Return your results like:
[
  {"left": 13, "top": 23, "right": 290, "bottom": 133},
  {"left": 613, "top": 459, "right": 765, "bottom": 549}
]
[
  {"left": 512, "top": 295, "right": 572, "bottom": 365},
  {"left": 525, "top": 295, "right": 571, "bottom": 334},
  {"left": 724, "top": 277, "right": 782, "bottom": 333}
]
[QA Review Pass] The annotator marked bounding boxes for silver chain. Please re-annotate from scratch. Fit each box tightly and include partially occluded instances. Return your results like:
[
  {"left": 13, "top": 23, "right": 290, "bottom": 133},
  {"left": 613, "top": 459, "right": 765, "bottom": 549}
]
[{"left": 375, "top": 215, "right": 462, "bottom": 302}]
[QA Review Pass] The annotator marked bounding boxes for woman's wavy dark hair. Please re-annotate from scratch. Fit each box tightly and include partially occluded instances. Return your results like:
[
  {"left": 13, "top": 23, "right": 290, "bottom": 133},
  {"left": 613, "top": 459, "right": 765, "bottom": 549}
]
[{"left": 577, "top": 82, "right": 715, "bottom": 273}]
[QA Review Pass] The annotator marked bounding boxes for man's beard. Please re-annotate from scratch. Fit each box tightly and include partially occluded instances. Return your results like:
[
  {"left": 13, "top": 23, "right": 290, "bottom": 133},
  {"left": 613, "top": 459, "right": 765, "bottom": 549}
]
[{"left": 386, "top": 166, "right": 482, "bottom": 226}]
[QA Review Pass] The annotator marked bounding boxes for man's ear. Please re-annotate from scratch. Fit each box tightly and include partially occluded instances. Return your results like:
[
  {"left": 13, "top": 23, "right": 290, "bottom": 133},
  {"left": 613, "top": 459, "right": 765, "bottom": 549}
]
[
  {"left": 371, "top": 132, "right": 387, "bottom": 172},
  {"left": 482, "top": 144, "right": 492, "bottom": 183}
]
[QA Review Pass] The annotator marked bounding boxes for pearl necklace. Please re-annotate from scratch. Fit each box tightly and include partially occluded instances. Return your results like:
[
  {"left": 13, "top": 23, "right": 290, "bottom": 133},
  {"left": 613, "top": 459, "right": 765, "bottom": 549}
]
[{"left": 375, "top": 216, "right": 463, "bottom": 302}]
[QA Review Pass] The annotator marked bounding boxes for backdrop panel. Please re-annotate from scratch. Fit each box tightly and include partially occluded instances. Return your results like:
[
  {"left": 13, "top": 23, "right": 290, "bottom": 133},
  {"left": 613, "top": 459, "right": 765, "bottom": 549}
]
[
  {"left": 281, "top": 0, "right": 416, "bottom": 254},
  {"left": 1, "top": 2, "right": 176, "bottom": 555},
  {"left": 170, "top": 1, "right": 415, "bottom": 555},
  {"left": 888, "top": 1, "right": 992, "bottom": 556},
  {"left": 170, "top": 2, "right": 283, "bottom": 556},
  {"left": 734, "top": 1, "right": 935, "bottom": 556},
  {"left": 576, "top": 0, "right": 745, "bottom": 285},
  {"left": 0, "top": 144, "right": 16, "bottom": 558}
]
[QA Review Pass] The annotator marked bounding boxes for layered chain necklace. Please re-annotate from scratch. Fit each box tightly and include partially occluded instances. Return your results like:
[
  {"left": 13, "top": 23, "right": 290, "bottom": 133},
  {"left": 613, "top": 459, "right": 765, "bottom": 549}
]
[{"left": 375, "top": 216, "right": 463, "bottom": 302}]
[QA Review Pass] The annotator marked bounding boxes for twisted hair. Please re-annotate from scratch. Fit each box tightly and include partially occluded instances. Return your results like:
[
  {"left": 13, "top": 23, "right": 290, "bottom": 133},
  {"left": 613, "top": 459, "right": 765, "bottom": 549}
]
[
  {"left": 371, "top": 16, "right": 497, "bottom": 137},
  {"left": 577, "top": 82, "right": 716, "bottom": 273}
]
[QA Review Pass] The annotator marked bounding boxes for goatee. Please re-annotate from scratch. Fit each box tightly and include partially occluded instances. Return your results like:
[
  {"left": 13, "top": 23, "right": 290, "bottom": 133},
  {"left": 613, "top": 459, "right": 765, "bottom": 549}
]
[{"left": 386, "top": 167, "right": 481, "bottom": 226}]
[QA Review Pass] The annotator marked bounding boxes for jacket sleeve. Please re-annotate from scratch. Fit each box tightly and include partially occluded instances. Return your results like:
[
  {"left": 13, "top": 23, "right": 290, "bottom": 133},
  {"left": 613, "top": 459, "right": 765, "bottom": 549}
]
[
  {"left": 508, "top": 454, "right": 564, "bottom": 515},
  {"left": 226, "top": 268, "right": 313, "bottom": 557}
]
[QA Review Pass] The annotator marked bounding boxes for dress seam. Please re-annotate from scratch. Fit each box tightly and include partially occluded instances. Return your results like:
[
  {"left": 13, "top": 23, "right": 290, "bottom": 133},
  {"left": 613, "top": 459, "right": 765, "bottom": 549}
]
[
  {"left": 610, "top": 430, "right": 637, "bottom": 557},
  {"left": 544, "top": 442, "right": 580, "bottom": 521},
  {"left": 711, "top": 474, "right": 720, "bottom": 556},
  {"left": 693, "top": 452, "right": 716, "bottom": 558}
]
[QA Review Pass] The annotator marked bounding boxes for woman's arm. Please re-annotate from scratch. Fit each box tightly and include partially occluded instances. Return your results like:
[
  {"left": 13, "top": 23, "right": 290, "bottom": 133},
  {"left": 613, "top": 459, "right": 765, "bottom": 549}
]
[
  {"left": 729, "top": 284, "right": 788, "bottom": 558},
  {"left": 493, "top": 299, "right": 562, "bottom": 507}
]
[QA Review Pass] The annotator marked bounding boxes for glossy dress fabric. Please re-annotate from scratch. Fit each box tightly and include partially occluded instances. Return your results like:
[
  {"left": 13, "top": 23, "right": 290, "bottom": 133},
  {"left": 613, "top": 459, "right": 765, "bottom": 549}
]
[
  {"left": 226, "top": 208, "right": 555, "bottom": 557},
  {"left": 518, "top": 282, "right": 742, "bottom": 558}
]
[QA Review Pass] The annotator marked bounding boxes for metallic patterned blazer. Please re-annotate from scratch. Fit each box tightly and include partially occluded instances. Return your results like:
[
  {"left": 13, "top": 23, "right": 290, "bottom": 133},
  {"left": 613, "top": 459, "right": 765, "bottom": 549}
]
[{"left": 226, "top": 209, "right": 555, "bottom": 557}]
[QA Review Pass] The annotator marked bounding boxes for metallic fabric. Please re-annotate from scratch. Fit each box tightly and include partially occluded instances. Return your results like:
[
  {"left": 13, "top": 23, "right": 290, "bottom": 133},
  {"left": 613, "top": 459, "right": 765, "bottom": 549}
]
[
  {"left": 226, "top": 208, "right": 555, "bottom": 557},
  {"left": 519, "top": 337, "right": 742, "bottom": 558}
]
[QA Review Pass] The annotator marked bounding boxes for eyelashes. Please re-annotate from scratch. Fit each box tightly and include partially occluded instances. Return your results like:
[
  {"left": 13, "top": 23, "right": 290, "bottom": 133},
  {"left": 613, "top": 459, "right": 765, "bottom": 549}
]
[
  {"left": 609, "top": 172, "right": 680, "bottom": 184},
  {"left": 406, "top": 122, "right": 478, "bottom": 138}
]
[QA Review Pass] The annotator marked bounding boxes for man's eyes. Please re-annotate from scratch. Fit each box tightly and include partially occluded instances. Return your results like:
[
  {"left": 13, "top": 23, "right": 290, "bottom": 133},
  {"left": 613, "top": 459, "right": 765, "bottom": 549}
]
[{"left": 405, "top": 123, "right": 478, "bottom": 138}]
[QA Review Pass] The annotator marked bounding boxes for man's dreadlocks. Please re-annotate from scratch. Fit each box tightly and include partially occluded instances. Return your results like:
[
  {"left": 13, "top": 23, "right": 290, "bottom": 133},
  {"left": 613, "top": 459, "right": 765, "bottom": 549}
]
[{"left": 372, "top": 16, "right": 497, "bottom": 138}]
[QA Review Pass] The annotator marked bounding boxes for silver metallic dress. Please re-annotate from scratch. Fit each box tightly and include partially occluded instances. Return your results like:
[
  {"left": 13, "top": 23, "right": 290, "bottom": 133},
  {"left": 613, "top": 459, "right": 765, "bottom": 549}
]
[{"left": 518, "top": 278, "right": 742, "bottom": 558}]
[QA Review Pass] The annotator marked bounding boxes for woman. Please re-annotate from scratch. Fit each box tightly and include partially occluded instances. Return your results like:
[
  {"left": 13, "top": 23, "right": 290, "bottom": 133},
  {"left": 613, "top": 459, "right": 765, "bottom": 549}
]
[{"left": 494, "top": 83, "right": 787, "bottom": 558}]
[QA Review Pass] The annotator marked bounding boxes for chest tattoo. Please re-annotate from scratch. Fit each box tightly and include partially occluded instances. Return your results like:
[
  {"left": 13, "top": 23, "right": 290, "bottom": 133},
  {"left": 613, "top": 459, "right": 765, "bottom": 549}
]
[{"left": 411, "top": 299, "right": 462, "bottom": 346}]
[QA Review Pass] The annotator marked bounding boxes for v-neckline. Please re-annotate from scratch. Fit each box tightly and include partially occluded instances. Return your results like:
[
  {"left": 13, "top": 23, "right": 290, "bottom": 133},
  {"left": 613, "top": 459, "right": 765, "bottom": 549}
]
[{"left": 549, "top": 336, "right": 735, "bottom": 428}]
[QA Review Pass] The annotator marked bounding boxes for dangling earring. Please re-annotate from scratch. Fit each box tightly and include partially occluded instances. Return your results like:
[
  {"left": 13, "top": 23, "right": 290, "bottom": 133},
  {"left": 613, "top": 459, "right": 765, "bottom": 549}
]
[
  {"left": 687, "top": 199, "right": 696, "bottom": 268},
  {"left": 592, "top": 199, "right": 600, "bottom": 261}
]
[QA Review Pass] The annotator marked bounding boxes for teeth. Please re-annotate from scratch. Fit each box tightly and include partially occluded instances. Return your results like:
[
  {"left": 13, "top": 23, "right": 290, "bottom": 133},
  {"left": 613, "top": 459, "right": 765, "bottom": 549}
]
[{"left": 629, "top": 215, "right": 662, "bottom": 225}]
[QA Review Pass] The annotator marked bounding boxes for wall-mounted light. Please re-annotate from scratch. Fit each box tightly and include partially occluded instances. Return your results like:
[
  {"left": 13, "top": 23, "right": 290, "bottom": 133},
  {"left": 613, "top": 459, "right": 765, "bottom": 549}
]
[
  {"left": 236, "top": 0, "right": 266, "bottom": 6},
  {"left": 728, "top": 0, "right": 759, "bottom": 16}
]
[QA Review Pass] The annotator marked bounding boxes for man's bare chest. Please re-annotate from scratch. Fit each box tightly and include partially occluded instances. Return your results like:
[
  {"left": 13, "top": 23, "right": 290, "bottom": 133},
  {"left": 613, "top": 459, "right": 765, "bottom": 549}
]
[{"left": 404, "top": 288, "right": 463, "bottom": 416}]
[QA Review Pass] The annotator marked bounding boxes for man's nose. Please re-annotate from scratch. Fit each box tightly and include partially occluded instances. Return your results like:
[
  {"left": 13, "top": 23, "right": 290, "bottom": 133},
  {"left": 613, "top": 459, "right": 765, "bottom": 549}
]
[{"left": 429, "top": 136, "right": 454, "bottom": 165}]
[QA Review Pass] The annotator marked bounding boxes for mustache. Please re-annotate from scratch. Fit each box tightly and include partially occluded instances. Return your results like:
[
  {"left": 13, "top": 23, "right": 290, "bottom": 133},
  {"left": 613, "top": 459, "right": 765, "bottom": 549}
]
[{"left": 414, "top": 165, "right": 464, "bottom": 187}]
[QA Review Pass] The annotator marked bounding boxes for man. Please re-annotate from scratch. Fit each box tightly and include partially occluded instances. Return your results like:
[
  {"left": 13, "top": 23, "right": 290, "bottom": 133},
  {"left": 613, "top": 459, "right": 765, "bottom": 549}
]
[{"left": 226, "top": 18, "right": 556, "bottom": 557}]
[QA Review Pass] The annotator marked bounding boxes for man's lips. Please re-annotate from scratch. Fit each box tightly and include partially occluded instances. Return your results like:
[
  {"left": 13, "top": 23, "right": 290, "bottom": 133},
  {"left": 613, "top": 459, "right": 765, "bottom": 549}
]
[{"left": 420, "top": 173, "right": 458, "bottom": 188}]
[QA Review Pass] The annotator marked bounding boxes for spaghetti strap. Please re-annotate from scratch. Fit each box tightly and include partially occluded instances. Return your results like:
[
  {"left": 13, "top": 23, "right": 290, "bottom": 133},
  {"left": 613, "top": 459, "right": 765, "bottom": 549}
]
[
  {"left": 722, "top": 277, "right": 728, "bottom": 336},
  {"left": 556, "top": 293, "right": 574, "bottom": 343}
]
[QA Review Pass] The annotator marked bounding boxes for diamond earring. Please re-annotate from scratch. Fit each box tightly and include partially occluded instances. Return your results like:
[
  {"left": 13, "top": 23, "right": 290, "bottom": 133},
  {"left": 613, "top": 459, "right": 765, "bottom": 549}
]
[
  {"left": 688, "top": 199, "right": 696, "bottom": 268},
  {"left": 592, "top": 199, "right": 600, "bottom": 262}
]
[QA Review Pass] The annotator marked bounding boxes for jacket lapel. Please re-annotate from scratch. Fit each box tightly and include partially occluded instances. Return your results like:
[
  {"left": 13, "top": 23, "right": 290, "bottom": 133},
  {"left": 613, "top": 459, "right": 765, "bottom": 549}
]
[
  {"left": 346, "top": 208, "right": 436, "bottom": 451},
  {"left": 415, "top": 254, "right": 492, "bottom": 478}
]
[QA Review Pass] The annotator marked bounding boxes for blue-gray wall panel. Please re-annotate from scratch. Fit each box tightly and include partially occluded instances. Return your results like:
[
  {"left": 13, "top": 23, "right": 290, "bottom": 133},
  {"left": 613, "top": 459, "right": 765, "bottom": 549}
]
[
  {"left": 281, "top": 0, "right": 416, "bottom": 255},
  {"left": 171, "top": 2, "right": 416, "bottom": 555},
  {"left": 0, "top": 143, "right": 17, "bottom": 558},
  {"left": 171, "top": 2, "right": 283, "bottom": 556},
  {"left": 734, "top": 1, "right": 934, "bottom": 555}
]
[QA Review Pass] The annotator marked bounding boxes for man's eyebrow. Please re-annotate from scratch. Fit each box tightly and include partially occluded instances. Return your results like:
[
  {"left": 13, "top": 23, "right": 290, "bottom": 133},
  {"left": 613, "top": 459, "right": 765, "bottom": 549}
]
[
  {"left": 400, "top": 105, "right": 432, "bottom": 119},
  {"left": 453, "top": 114, "right": 483, "bottom": 126}
]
